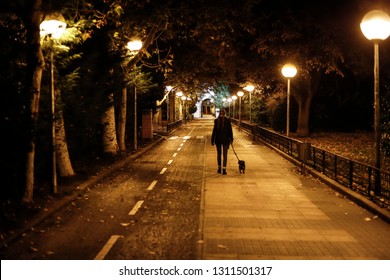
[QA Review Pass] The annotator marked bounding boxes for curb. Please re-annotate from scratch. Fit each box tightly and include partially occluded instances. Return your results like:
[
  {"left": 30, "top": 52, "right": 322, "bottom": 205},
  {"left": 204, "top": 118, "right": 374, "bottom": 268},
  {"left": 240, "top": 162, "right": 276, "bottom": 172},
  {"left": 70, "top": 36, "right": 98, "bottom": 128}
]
[{"left": 261, "top": 139, "right": 390, "bottom": 224}]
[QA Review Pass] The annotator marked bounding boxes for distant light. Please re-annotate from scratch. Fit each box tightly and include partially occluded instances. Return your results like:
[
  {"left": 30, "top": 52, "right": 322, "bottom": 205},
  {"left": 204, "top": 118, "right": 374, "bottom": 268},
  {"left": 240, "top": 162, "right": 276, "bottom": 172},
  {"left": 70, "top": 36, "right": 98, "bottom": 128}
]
[
  {"left": 243, "top": 84, "right": 255, "bottom": 92},
  {"left": 282, "top": 63, "right": 297, "bottom": 78},
  {"left": 361, "top": 10, "right": 390, "bottom": 41},
  {"left": 40, "top": 13, "right": 66, "bottom": 39},
  {"left": 176, "top": 91, "right": 183, "bottom": 97},
  {"left": 232, "top": 95, "right": 237, "bottom": 100},
  {"left": 127, "top": 40, "right": 143, "bottom": 52},
  {"left": 237, "top": 91, "right": 244, "bottom": 97},
  {"left": 166, "top": 86, "right": 173, "bottom": 92},
  {"left": 181, "top": 96, "right": 186, "bottom": 101}
]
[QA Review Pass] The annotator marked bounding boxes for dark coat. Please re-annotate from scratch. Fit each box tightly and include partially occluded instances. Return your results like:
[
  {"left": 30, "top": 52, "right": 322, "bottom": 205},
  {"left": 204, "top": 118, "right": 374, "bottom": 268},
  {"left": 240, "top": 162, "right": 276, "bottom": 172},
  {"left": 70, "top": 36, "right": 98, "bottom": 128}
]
[{"left": 211, "top": 116, "right": 233, "bottom": 145}]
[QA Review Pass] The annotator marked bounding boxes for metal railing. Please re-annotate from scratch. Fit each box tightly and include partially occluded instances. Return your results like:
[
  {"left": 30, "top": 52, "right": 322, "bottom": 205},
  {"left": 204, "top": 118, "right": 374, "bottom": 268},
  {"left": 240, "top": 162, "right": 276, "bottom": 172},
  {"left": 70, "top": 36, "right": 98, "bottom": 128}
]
[
  {"left": 233, "top": 119, "right": 390, "bottom": 208},
  {"left": 166, "top": 120, "right": 183, "bottom": 134}
]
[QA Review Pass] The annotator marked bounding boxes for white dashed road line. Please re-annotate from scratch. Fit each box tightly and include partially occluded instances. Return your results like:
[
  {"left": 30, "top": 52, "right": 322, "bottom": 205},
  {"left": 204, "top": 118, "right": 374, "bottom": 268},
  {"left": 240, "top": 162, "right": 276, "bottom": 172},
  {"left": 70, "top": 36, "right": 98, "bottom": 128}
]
[
  {"left": 95, "top": 133, "right": 195, "bottom": 260},
  {"left": 128, "top": 200, "right": 144, "bottom": 216},
  {"left": 94, "top": 235, "right": 123, "bottom": 260},
  {"left": 160, "top": 167, "right": 167, "bottom": 174},
  {"left": 147, "top": 180, "right": 158, "bottom": 191}
]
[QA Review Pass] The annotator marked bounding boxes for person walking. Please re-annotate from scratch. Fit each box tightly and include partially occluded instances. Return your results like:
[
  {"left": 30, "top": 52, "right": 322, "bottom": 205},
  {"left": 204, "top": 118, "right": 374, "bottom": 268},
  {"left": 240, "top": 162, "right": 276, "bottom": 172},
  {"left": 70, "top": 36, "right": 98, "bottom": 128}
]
[{"left": 211, "top": 109, "right": 233, "bottom": 175}]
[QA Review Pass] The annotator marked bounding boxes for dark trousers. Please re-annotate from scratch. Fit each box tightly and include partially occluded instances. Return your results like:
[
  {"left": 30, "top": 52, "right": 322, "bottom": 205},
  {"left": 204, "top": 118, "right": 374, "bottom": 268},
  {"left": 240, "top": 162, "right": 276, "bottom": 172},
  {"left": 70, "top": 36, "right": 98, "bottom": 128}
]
[{"left": 216, "top": 143, "right": 229, "bottom": 168}]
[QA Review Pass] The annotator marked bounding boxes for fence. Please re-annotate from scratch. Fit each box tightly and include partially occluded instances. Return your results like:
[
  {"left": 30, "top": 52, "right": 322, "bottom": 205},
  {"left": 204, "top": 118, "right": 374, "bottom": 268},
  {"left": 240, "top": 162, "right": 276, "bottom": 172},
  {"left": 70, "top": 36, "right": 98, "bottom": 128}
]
[
  {"left": 232, "top": 119, "right": 390, "bottom": 208},
  {"left": 166, "top": 120, "right": 183, "bottom": 134}
]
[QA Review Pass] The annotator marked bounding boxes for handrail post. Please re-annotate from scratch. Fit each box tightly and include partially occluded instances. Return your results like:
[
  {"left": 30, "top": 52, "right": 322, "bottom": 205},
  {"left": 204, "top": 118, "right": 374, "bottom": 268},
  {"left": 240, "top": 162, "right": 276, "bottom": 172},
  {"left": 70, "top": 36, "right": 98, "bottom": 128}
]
[{"left": 349, "top": 160, "right": 354, "bottom": 189}]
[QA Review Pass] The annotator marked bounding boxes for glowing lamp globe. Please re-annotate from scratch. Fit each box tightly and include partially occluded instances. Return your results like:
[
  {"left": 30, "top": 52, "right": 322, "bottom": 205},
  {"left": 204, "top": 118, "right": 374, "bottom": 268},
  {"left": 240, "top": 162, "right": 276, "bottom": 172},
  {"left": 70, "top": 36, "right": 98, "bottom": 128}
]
[
  {"left": 243, "top": 84, "right": 255, "bottom": 92},
  {"left": 40, "top": 12, "right": 66, "bottom": 39},
  {"left": 127, "top": 40, "right": 143, "bottom": 52},
  {"left": 282, "top": 63, "right": 297, "bottom": 78},
  {"left": 360, "top": 10, "right": 390, "bottom": 41}
]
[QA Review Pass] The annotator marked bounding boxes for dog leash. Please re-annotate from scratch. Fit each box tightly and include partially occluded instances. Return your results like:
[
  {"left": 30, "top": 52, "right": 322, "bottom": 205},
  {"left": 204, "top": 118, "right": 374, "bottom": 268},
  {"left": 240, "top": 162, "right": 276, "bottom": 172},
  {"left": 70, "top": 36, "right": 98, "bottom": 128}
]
[{"left": 231, "top": 142, "right": 240, "bottom": 161}]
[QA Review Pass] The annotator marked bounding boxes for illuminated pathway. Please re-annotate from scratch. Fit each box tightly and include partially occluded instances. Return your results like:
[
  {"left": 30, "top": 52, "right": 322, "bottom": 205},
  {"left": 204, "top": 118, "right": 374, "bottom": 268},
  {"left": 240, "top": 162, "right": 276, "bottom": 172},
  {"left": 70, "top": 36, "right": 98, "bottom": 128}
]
[{"left": 201, "top": 123, "right": 390, "bottom": 259}]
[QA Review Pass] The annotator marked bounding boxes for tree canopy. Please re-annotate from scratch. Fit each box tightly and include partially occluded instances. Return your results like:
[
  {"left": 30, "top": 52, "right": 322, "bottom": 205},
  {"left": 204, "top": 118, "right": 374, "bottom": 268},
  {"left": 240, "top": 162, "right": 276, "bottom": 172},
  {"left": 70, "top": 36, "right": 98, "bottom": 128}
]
[{"left": 1, "top": 0, "right": 390, "bottom": 203}]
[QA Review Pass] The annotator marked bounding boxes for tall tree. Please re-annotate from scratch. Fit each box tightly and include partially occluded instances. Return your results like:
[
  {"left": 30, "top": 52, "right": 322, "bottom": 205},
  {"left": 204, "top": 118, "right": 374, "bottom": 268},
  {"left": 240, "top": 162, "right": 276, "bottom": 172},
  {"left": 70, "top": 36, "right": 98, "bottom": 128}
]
[
  {"left": 250, "top": 1, "right": 346, "bottom": 136},
  {"left": 23, "top": 0, "right": 45, "bottom": 202}
]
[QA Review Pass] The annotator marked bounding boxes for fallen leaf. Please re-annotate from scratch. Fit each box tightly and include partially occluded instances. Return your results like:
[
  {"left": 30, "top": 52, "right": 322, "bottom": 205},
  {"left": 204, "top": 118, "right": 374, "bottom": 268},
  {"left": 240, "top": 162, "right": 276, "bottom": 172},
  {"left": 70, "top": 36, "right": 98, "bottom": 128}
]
[{"left": 30, "top": 246, "right": 38, "bottom": 252}]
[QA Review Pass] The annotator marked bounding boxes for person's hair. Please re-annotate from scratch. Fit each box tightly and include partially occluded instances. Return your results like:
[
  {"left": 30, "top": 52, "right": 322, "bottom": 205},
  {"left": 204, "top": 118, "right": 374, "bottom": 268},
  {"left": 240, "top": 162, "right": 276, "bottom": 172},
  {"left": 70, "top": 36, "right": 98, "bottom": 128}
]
[{"left": 217, "top": 109, "right": 226, "bottom": 127}]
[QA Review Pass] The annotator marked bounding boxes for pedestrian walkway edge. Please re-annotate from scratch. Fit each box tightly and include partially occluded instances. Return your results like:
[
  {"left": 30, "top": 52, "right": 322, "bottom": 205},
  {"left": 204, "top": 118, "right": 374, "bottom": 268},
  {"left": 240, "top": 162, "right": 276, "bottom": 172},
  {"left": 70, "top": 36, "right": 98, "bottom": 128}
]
[{"left": 259, "top": 138, "right": 390, "bottom": 224}]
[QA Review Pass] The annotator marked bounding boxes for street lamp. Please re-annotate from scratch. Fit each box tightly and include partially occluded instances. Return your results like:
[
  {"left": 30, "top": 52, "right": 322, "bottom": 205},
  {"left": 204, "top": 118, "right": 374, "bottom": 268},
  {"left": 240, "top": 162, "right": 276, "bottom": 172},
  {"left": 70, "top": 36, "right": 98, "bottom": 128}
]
[
  {"left": 244, "top": 84, "right": 255, "bottom": 123},
  {"left": 127, "top": 40, "right": 143, "bottom": 53},
  {"left": 360, "top": 10, "right": 390, "bottom": 193},
  {"left": 232, "top": 95, "right": 237, "bottom": 118},
  {"left": 40, "top": 13, "right": 67, "bottom": 193},
  {"left": 237, "top": 90, "right": 244, "bottom": 128},
  {"left": 282, "top": 63, "right": 297, "bottom": 137},
  {"left": 40, "top": 12, "right": 67, "bottom": 39},
  {"left": 126, "top": 39, "right": 143, "bottom": 150}
]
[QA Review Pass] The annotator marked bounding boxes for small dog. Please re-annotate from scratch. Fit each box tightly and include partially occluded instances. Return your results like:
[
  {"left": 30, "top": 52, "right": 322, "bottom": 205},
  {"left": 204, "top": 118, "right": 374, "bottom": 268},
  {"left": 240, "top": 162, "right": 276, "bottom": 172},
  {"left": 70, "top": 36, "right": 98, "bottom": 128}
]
[{"left": 238, "top": 160, "right": 246, "bottom": 174}]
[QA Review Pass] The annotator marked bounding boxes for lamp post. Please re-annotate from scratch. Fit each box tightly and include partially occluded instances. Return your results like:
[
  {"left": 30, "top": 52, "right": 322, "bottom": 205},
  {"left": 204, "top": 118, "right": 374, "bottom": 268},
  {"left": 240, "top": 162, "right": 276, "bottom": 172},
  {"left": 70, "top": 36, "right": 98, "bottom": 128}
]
[
  {"left": 232, "top": 95, "right": 237, "bottom": 118},
  {"left": 282, "top": 63, "right": 297, "bottom": 137},
  {"left": 237, "top": 90, "right": 244, "bottom": 128},
  {"left": 244, "top": 84, "right": 255, "bottom": 123},
  {"left": 360, "top": 10, "right": 390, "bottom": 194},
  {"left": 40, "top": 13, "right": 67, "bottom": 193},
  {"left": 127, "top": 39, "right": 143, "bottom": 150}
]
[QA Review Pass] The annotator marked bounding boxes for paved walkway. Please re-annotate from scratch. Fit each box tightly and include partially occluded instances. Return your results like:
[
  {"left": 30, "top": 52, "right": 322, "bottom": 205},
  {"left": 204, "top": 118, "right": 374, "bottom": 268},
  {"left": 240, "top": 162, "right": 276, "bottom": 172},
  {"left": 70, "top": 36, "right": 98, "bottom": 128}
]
[{"left": 200, "top": 125, "right": 390, "bottom": 260}]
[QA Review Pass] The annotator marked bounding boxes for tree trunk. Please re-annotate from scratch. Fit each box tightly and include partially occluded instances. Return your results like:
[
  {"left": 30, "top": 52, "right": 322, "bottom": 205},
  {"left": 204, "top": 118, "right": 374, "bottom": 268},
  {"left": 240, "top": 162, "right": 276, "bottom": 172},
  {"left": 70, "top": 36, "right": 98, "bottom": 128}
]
[
  {"left": 55, "top": 90, "right": 75, "bottom": 177},
  {"left": 102, "top": 93, "right": 119, "bottom": 154},
  {"left": 23, "top": 0, "right": 44, "bottom": 203},
  {"left": 296, "top": 95, "right": 312, "bottom": 137},
  {"left": 293, "top": 74, "right": 319, "bottom": 137},
  {"left": 117, "top": 87, "right": 127, "bottom": 151}
]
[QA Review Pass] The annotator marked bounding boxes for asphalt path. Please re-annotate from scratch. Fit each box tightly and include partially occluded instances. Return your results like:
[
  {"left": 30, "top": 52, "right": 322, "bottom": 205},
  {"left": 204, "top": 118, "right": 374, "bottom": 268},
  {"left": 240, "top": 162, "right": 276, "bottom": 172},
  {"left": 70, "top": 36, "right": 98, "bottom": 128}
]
[
  {"left": 1, "top": 121, "right": 209, "bottom": 260},
  {"left": 2, "top": 118, "right": 390, "bottom": 260}
]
